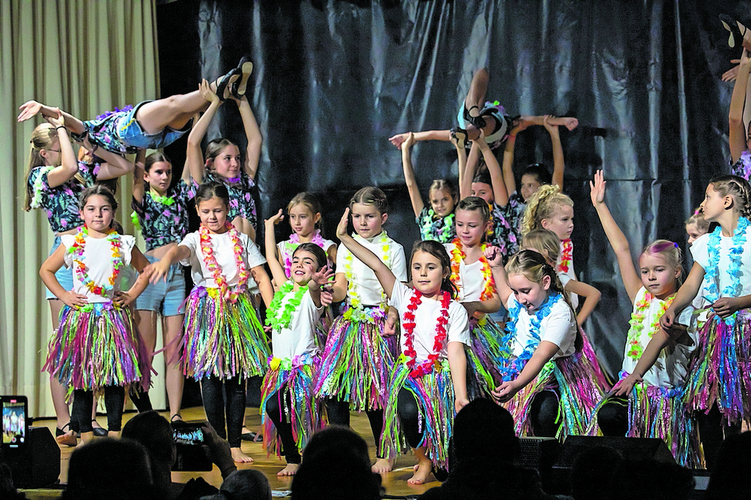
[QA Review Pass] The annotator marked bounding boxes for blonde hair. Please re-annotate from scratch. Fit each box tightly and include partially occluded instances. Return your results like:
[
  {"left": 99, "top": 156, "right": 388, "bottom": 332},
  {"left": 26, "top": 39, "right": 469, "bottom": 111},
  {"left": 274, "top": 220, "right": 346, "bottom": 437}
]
[
  {"left": 349, "top": 186, "right": 388, "bottom": 215},
  {"left": 685, "top": 207, "right": 710, "bottom": 234},
  {"left": 521, "top": 184, "right": 573, "bottom": 236},
  {"left": 641, "top": 239, "right": 683, "bottom": 286},
  {"left": 707, "top": 174, "right": 751, "bottom": 218},
  {"left": 23, "top": 123, "right": 58, "bottom": 212},
  {"left": 429, "top": 179, "right": 457, "bottom": 200},
  {"left": 287, "top": 192, "right": 325, "bottom": 233},
  {"left": 522, "top": 229, "right": 560, "bottom": 265},
  {"left": 456, "top": 196, "right": 491, "bottom": 223}
]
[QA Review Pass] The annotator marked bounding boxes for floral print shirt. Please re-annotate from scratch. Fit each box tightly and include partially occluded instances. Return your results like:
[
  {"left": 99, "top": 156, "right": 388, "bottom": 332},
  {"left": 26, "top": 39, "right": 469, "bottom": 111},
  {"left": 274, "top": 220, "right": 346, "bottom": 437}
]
[
  {"left": 204, "top": 170, "right": 257, "bottom": 229},
  {"left": 28, "top": 161, "right": 98, "bottom": 234},
  {"left": 488, "top": 193, "right": 524, "bottom": 262},
  {"left": 132, "top": 180, "right": 196, "bottom": 252},
  {"left": 416, "top": 206, "right": 456, "bottom": 243}
]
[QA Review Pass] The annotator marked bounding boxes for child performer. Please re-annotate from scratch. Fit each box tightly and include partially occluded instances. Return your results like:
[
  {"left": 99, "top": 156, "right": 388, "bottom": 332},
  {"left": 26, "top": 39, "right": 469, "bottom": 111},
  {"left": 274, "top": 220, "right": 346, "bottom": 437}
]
[
  {"left": 148, "top": 182, "right": 273, "bottom": 463},
  {"left": 17, "top": 56, "right": 252, "bottom": 156},
  {"left": 262, "top": 211, "right": 334, "bottom": 476},
  {"left": 488, "top": 249, "right": 603, "bottom": 437},
  {"left": 660, "top": 174, "right": 751, "bottom": 469},
  {"left": 686, "top": 208, "right": 711, "bottom": 245},
  {"left": 274, "top": 192, "right": 337, "bottom": 278},
  {"left": 589, "top": 171, "right": 701, "bottom": 467},
  {"left": 446, "top": 197, "right": 502, "bottom": 399},
  {"left": 336, "top": 210, "right": 469, "bottom": 484},
  {"left": 130, "top": 151, "right": 196, "bottom": 421},
  {"left": 522, "top": 185, "right": 578, "bottom": 308},
  {"left": 41, "top": 185, "right": 152, "bottom": 443},
  {"left": 314, "top": 187, "right": 408, "bottom": 474},
  {"left": 186, "top": 78, "right": 261, "bottom": 240},
  {"left": 399, "top": 132, "right": 458, "bottom": 243}
]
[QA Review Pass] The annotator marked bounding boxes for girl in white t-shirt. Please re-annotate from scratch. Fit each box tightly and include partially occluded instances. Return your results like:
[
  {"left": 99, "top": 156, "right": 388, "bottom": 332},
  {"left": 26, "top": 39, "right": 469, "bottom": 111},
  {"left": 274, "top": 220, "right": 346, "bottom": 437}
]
[
  {"left": 336, "top": 209, "right": 469, "bottom": 485},
  {"left": 444, "top": 196, "right": 502, "bottom": 399},
  {"left": 273, "top": 192, "right": 337, "bottom": 279},
  {"left": 590, "top": 171, "right": 701, "bottom": 467},
  {"left": 149, "top": 182, "right": 273, "bottom": 463},
  {"left": 262, "top": 211, "right": 334, "bottom": 476},
  {"left": 488, "top": 248, "right": 603, "bottom": 438},
  {"left": 660, "top": 174, "right": 751, "bottom": 469},
  {"left": 41, "top": 185, "right": 151, "bottom": 444}
]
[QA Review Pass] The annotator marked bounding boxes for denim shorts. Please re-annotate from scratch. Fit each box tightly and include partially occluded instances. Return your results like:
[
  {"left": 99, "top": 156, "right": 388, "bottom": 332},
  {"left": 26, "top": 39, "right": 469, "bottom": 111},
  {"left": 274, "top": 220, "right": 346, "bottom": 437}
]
[
  {"left": 116, "top": 101, "right": 192, "bottom": 150},
  {"left": 46, "top": 236, "right": 74, "bottom": 300},
  {"left": 134, "top": 255, "right": 186, "bottom": 316}
]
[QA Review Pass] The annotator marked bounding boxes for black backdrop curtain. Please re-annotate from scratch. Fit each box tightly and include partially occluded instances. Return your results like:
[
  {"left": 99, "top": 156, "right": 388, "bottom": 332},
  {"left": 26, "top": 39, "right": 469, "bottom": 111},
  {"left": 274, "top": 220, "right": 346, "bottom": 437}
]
[{"left": 155, "top": 0, "right": 749, "bottom": 378}]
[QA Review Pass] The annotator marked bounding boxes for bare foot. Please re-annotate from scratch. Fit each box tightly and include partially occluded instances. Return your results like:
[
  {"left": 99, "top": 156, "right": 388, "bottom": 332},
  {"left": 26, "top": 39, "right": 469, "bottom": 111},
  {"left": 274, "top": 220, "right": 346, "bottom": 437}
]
[
  {"left": 277, "top": 463, "right": 299, "bottom": 476},
  {"left": 76, "top": 431, "right": 94, "bottom": 448},
  {"left": 371, "top": 457, "right": 394, "bottom": 474},
  {"left": 231, "top": 447, "right": 254, "bottom": 463},
  {"left": 407, "top": 457, "right": 432, "bottom": 485}
]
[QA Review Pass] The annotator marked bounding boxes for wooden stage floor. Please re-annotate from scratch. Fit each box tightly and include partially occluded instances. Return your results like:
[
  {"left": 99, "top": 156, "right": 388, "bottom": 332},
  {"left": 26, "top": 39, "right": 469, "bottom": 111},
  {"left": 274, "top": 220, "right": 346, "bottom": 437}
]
[{"left": 29, "top": 406, "right": 438, "bottom": 499}]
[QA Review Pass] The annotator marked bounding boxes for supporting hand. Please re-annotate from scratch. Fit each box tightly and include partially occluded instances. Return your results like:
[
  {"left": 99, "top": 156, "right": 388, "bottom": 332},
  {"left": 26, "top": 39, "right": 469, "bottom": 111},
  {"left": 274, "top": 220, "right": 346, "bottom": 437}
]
[{"left": 589, "top": 170, "right": 606, "bottom": 207}]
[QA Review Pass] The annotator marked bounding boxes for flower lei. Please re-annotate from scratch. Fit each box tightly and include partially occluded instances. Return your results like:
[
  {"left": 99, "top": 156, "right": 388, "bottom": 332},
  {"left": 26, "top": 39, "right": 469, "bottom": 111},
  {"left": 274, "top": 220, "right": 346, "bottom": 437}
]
[
  {"left": 68, "top": 225, "right": 122, "bottom": 297},
  {"left": 283, "top": 230, "right": 326, "bottom": 277},
  {"left": 344, "top": 231, "right": 391, "bottom": 311},
  {"left": 626, "top": 291, "right": 674, "bottom": 361},
  {"left": 199, "top": 222, "right": 249, "bottom": 302},
  {"left": 402, "top": 290, "right": 451, "bottom": 377},
  {"left": 558, "top": 239, "right": 573, "bottom": 274},
  {"left": 498, "top": 292, "right": 562, "bottom": 382},
  {"left": 449, "top": 238, "right": 495, "bottom": 301},
  {"left": 266, "top": 280, "right": 308, "bottom": 331},
  {"left": 148, "top": 188, "right": 175, "bottom": 206},
  {"left": 705, "top": 217, "right": 750, "bottom": 327},
  {"left": 419, "top": 210, "right": 455, "bottom": 243}
]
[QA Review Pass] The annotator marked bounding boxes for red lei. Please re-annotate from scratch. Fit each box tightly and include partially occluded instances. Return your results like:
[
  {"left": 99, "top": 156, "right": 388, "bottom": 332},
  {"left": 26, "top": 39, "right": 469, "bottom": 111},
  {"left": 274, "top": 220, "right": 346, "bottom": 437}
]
[
  {"left": 402, "top": 290, "right": 451, "bottom": 377},
  {"left": 558, "top": 239, "right": 573, "bottom": 274}
]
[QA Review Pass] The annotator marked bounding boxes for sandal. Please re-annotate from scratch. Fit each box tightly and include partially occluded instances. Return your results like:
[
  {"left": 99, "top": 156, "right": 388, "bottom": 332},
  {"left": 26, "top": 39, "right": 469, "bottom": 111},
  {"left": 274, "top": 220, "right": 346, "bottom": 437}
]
[
  {"left": 720, "top": 14, "right": 748, "bottom": 49},
  {"left": 232, "top": 56, "right": 254, "bottom": 99},
  {"left": 170, "top": 413, "right": 184, "bottom": 423},
  {"left": 55, "top": 423, "right": 77, "bottom": 447},
  {"left": 450, "top": 127, "right": 468, "bottom": 150},
  {"left": 215, "top": 69, "right": 240, "bottom": 101}
]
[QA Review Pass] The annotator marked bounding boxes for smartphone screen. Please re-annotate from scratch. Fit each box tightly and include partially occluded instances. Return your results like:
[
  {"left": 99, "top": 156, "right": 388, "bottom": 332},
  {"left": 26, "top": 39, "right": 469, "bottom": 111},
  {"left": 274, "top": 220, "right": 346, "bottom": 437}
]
[
  {"left": 172, "top": 424, "right": 204, "bottom": 446},
  {"left": 2, "top": 396, "right": 28, "bottom": 448}
]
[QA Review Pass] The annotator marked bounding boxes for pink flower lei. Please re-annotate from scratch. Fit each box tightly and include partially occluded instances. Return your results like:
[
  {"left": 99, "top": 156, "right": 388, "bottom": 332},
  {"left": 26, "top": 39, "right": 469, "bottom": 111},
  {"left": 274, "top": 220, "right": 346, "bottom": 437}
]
[{"left": 283, "top": 230, "right": 326, "bottom": 277}]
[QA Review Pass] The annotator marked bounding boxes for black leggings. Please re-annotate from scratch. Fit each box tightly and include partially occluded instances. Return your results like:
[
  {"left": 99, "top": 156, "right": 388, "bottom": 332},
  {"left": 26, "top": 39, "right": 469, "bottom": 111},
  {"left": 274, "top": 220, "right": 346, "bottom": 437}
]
[
  {"left": 130, "top": 387, "right": 153, "bottom": 413},
  {"left": 265, "top": 388, "right": 301, "bottom": 464},
  {"left": 597, "top": 396, "right": 630, "bottom": 436},
  {"left": 397, "top": 389, "right": 423, "bottom": 449},
  {"left": 529, "top": 390, "right": 561, "bottom": 437},
  {"left": 201, "top": 375, "right": 246, "bottom": 448},
  {"left": 697, "top": 404, "right": 741, "bottom": 470},
  {"left": 72, "top": 386, "right": 125, "bottom": 432},
  {"left": 326, "top": 398, "right": 384, "bottom": 458}
]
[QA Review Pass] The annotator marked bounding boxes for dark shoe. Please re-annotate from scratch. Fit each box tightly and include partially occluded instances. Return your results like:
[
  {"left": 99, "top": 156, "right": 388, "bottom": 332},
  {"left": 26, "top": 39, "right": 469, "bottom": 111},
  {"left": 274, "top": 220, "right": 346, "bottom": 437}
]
[
  {"left": 240, "top": 431, "right": 263, "bottom": 442},
  {"left": 720, "top": 14, "right": 748, "bottom": 49},
  {"left": 450, "top": 127, "right": 468, "bottom": 149},
  {"left": 232, "top": 56, "right": 254, "bottom": 98},
  {"left": 91, "top": 420, "right": 108, "bottom": 437},
  {"left": 56, "top": 423, "right": 77, "bottom": 447},
  {"left": 463, "top": 104, "right": 486, "bottom": 129},
  {"left": 215, "top": 68, "right": 240, "bottom": 101},
  {"left": 170, "top": 413, "right": 184, "bottom": 423}
]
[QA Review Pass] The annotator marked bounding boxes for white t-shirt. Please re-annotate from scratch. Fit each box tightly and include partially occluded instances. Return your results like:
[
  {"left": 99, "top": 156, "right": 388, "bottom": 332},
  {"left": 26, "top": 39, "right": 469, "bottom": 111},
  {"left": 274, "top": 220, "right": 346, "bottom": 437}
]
[
  {"left": 271, "top": 287, "right": 323, "bottom": 361},
  {"left": 61, "top": 234, "right": 136, "bottom": 303},
  {"left": 179, "top": 231, "right": 266, "bottom": 288},
  {"left": 557, "top": 272, "right": 579, "bottom": 310},
  {"left": 443, "top": 242, "right": 490, "bottom": 302},
  {"left": 691, "top": 225, "right": 751, "bottom": 309},
  {"left": 505, "top": 294, "right": 577, "bottom": 359},
  {"left": 335, "top": 231, "right": 407, "bottom": 306},
  {"left": 620, "top": 287, "right": 696, "bottom": 388},
  {"left": 389, "top": 281, "right": 470, "bottom": 363}
]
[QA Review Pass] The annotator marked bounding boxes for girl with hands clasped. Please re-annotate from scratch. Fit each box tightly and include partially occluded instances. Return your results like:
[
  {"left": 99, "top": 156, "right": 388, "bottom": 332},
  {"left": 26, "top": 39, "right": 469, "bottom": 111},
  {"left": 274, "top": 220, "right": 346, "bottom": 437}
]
[
  {"left": 41, "top": 186, "right": 152, "bottom": 444},
  {"left": 487, "top": 248, "right": 602, "bottom": 438},
  {"left": 261, "top": 212, "right": 333, "bottom": 476},
  {"left": 658, "top": 174, "right": 751, "bottom": 469},
  {"left": 148, "top": 182, "right": 273, "bottom": 463},
  {"left": 589, "top": 171, "right": 701, "bottom": 467},
  {"left": 335, "top": 209, "right": 470, "bottom": 485}
]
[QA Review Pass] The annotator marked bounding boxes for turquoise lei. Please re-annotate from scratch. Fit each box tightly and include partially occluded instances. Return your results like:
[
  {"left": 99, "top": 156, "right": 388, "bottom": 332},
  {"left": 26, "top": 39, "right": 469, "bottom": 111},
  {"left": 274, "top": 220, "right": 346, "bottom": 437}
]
[
  {"left": 419, "top": 209, "right": 455, "bottom": 243},
  {"left": 498, "top": 292, "right": 562, "bottom": 381},
  {"left": 705, "top": 217, "right": 750, "bottom": 328}
]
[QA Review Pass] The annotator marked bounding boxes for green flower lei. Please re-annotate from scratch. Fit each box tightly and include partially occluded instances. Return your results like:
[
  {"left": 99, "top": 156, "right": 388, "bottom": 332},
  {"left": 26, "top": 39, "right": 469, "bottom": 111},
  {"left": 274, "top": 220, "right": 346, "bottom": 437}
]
[{"left": 265, "top": 280, "right": 309, "bottom": 331}]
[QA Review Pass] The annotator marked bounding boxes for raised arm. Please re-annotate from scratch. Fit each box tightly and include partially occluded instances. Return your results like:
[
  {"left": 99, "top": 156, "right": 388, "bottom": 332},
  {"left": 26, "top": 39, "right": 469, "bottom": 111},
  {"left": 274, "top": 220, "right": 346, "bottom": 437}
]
[
  {"left": 478, "top": 133, "right": 508, "bottom": 207},
  {"left": 264, "top": 210, "right": 289, "bottom": 286},
  {"left": 544, "top": 115, "right": 565, "bottom": 189},
  {"left": 590, "top": 171, "right": 641, "bottom": 302},
  {"left": 461, "top": 141, "right": 481, "bottom": 200},
  {"left": 400, "top": 133, "right": 425, "bottom": 217},
  {"left": 485, "top": 246, "right": 513, "bottom": 305},
  {"left": 389, "top": 130, "right": 451, "bottom": 149},
  {"left": 131, "top": 150, "right": 146, "bottom": 205},
  {"left": 335, "top": 208, "right": 396, "bottom": 298},
  {"left": 186, "top": 80, "right": 221, "bottom": 183},
  {"left": 729, "top": 49, "right": 751, "bottom": 163},
  {"left": 232, "top": 95, "right": 262, "bottom": 180},
  {"left": 18, "top": 101, "right": 86, "bottom": 134},
  {"left": 564, "top": 279, "right": 601, "bottom": 325},
  {"left": 452, "top": 133, "right": 469, "bottom": 199},
  {"left": 44, "top": 113, "right": 80, "bottom": 189},
  {"left": 501, "top": 133, "right": 518, "bottom": 198}
]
